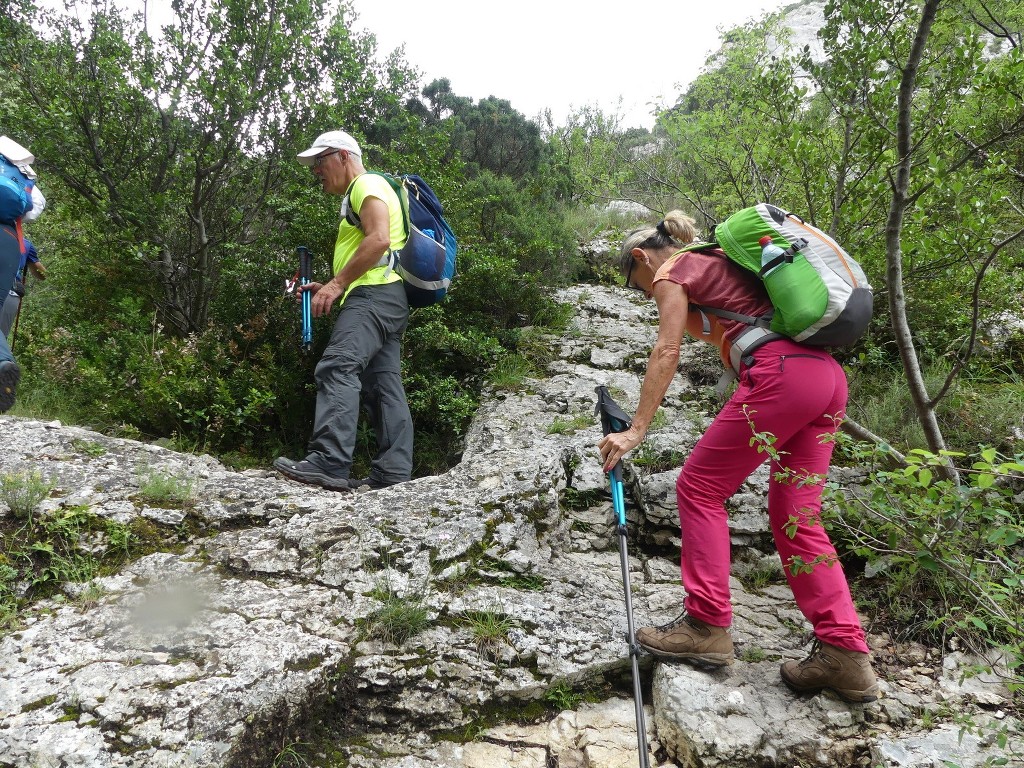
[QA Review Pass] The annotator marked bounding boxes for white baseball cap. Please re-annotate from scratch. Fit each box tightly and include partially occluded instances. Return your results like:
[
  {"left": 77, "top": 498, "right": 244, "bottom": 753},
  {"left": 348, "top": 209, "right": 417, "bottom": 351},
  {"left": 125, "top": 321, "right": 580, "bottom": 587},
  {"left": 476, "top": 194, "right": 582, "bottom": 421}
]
[{"left": 296, "top": 130, "right": 362, "bottom": 166}]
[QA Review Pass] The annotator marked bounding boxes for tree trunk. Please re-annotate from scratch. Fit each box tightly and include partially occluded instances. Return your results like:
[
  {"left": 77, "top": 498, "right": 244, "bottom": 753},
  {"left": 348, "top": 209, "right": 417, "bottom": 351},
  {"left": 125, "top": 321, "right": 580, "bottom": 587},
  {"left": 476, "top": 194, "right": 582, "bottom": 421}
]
[{"left": 885, "top": 0, "right": 959, "bottom": 483}]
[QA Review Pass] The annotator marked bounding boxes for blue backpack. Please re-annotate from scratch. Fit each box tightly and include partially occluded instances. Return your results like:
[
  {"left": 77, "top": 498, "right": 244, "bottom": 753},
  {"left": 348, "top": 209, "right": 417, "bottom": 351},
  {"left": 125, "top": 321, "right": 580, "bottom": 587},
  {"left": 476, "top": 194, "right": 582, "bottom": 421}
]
[
  {"left": 0, "top": 155, "right": 34, "bottom": 225},
  {"left": 347, "top": 172, "right": 457, "bottom": 308}
]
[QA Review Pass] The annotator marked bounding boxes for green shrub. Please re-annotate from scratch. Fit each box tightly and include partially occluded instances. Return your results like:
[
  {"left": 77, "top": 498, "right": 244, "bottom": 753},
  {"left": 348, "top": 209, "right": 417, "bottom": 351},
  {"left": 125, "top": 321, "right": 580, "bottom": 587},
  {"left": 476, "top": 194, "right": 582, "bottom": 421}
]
[{"left": 827, "top": 441, "right": 1024, "bottom": 692}]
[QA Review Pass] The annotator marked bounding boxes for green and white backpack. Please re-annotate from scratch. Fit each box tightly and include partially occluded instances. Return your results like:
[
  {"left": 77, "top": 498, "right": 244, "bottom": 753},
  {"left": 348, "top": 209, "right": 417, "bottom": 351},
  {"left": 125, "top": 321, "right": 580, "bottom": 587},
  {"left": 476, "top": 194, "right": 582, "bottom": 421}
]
[{"left": 683, "top": 203, "right": 873, "bottom": 369}]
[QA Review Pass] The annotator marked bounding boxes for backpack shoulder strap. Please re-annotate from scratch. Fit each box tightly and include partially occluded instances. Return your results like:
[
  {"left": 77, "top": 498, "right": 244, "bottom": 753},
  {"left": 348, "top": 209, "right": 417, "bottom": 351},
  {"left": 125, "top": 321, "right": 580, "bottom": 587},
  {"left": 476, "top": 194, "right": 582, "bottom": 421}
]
[
  {"left": 679, "top": 245, "right": 774, "bottom": 329},
  {"left": 343, "top": 171, "right": 408, "bottom": 229},
  {"left": 678, "top": 240, "right": 719, "bottom": 254},
  {"left": 691, "top": 303, "right": 773, "bottom": 328},
  {"left": 364, "top": 171, "right": 410, "bottom": 238}
]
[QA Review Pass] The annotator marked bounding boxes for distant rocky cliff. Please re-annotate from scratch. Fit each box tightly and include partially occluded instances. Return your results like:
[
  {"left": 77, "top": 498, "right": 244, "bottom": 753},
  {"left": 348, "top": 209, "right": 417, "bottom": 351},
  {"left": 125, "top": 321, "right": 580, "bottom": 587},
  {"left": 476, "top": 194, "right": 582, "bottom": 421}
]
[{"left": 1, "top": 285, "right": 1018, "bottom": 768}]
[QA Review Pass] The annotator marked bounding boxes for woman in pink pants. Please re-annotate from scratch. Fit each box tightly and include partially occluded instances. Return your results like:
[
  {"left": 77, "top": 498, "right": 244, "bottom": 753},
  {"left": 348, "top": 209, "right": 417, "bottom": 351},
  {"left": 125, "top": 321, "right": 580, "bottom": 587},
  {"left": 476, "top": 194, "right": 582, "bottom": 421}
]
[{"left": 597, "top": 211, "right": 879, "bottom": 703}]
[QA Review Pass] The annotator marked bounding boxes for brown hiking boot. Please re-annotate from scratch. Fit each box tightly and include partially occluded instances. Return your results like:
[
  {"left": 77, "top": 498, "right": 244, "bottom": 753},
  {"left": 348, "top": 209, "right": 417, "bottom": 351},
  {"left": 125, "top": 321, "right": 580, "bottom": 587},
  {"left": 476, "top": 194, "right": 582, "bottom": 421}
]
[
  {"left": 780, "top": 639, "right": 880, "bottom": 703},
  {"left": 635, "top": 612, "right": 734, "bottom": 666}
]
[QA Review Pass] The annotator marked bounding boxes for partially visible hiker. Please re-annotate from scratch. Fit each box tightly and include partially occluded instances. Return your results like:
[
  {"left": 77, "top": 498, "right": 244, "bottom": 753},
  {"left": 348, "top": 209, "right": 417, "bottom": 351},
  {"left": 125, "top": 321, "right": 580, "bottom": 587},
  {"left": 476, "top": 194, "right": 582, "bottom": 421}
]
[
  {"left": 0, "top": 136, "right": 44, "bottom": 414},
  {"left": 0, "top": 223, "right": 20, "bottom": 413},
  {"left": 1, "top": 237, "right": 47, "bottom": 340},
  {"left": 273, "top": 130, "right": 413, "bottom": 493},
  {"left": 597, "top": 210, "right": 880, "bottom": 703}
]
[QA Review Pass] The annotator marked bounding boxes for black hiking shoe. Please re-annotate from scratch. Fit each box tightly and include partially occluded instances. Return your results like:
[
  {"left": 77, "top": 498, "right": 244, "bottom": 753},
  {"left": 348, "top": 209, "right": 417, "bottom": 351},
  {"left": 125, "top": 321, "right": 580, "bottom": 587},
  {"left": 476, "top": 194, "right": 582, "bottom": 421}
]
[
  {"left": 0, "top": 360, "right": 20, "bottom": 414},
  {"left": 272, "top": 458, "right": 350, "bottom": 492}
]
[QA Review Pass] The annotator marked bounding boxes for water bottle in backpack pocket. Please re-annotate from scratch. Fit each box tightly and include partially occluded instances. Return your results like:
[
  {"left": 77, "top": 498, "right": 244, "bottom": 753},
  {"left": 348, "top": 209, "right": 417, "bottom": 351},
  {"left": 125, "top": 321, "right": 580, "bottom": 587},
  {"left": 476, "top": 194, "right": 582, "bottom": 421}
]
[
  {"left": 761, "top": 250, "right": 829, "bottom": 338},
  {"left": 685, "top": 202, "right": 873, "bottom": 348}
]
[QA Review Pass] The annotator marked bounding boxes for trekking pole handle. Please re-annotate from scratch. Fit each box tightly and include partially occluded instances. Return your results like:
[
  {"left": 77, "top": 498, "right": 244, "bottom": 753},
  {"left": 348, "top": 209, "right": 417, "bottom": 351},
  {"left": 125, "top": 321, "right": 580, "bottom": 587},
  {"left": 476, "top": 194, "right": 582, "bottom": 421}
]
[{"left": 297, "top": 246, "right": 312, "bottom": 349}]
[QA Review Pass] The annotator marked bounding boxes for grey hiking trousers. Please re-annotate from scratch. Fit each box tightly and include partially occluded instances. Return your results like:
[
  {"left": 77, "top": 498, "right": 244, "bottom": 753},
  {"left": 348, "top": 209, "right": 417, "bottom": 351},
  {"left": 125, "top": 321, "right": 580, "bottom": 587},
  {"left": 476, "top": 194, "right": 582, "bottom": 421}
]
[{"left": 305, "top": 280, "right": 413, "bottom": 484}]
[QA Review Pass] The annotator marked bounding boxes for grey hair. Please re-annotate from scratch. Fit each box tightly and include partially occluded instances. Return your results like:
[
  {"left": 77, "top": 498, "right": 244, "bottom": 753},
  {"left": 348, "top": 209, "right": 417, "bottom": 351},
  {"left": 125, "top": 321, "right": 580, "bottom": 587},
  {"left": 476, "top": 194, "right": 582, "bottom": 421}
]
[{"left": 617, "top": 210, "right": 699, "bottom": 274}]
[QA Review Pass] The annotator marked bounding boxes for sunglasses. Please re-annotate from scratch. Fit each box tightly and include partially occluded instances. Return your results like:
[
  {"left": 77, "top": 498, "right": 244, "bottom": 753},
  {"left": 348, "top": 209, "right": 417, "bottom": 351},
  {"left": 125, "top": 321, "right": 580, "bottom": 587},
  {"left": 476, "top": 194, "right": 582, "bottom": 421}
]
[
  {"left": 624, "top": 256, "right": 645, "bottom": 292},
  {"left": 313, "top": 149, "right": 341, "bottom": 169}
]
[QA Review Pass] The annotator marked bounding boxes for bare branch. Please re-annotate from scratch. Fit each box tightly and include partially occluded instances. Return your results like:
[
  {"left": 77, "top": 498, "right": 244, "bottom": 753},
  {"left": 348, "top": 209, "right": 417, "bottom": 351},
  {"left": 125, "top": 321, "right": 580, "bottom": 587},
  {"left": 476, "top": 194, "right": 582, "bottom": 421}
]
[
  {"left": 840, "top": 417, "right": 908, "bottom": 466},
  {"left": 930, "top": 223, "right": 1024, "bottom": 406}
]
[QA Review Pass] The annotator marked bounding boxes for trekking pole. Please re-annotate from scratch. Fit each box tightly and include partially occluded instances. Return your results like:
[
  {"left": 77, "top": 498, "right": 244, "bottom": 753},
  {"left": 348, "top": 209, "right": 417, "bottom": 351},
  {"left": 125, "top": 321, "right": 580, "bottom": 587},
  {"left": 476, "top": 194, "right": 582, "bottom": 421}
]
[
  {"left": 595, "top": 385, "right": 652, "bottom": 768},
  {"left": 9, "top": 295, "right": 22, "bottom": 351},
  {"left": 297, "top": 246, "right": 313, "bottom": 351}
]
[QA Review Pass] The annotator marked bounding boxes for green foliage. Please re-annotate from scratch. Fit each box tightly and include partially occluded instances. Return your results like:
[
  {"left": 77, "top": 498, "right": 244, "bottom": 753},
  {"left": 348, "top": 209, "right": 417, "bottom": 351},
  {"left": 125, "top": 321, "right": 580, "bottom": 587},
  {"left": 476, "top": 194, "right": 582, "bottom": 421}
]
[
  {"left": 136, "top": 469, "right": 196, "bottom": 508},
  {"left": 559, "top": 202, "right": 646, "bottom": 244},
  {"left": 457, "top": 171, "right": 582, "bottom": 284},
  {"left": 271, "top": 742, "right": 311, "bottom": 768},
  {"left": 414, "top": 80, "right": 544, "bottom": 180},
  {"left": 488, "top": 354, "right": 539, "bottom": 393},
  {"left": 739, "top": 646, "right": 768, "bottom": 663},
  {"left": 741, "top": 563, "right": 785, "bottom": 593},
  {"left": 540, "top": 105, "right": 639, "bottom": 207},
  {"left": 544, "top": 681, "right": 586, "bottom": 711},
  {"left": 546, "top": 415, "right": 592, "bottom": 435},
  {"left": 495, "top": 571, "right": 547, "bottom": 592},
  {"left": 71, "top": 439, "right": 107, "bottom": 458},
  {"left": 629, "top": 443, "right": 685, "bottom": 473},
  {"left": 561, "top": 489, "right": 605, "bottom": 512},
  {"left": 826, "top": 441, "right": 1024, "bottom": 692},
  {"left": 362, "top": 575, "right": 432, "bottom": 645},
  {"left": 15, "top": 295, "right": 304, "bottom": 460},
  {"left": 461, "top": 608, "right": 517, "bottom": 658},
  {"left": 847, "top": 361, "right": 1024, "bottom": 455},
  {"left": 659, "top": 14, "right": 807, "bottom": 215},
  {"left": 0, "top": 471, "right": 55, "bottom": 523},
  {"left": 2, "top": 0, "right": 398, "bottom": 335},
  {"left": 0, "top": 504, "right": 137, "bottom": 633}
]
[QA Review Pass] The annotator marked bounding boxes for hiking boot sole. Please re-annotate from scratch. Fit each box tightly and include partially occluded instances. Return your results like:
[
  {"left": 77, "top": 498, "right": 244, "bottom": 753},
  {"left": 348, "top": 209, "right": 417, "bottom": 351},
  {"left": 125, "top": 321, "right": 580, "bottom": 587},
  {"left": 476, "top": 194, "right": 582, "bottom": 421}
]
[
  {"left": 780, "top": 672, "right": 880, "bottom": 703},
  {"left": 637, "top": 643, "right": 734, "bottom": 667},
  {"left": 0, "top": 361, "right": 20, "bottom": 414}
]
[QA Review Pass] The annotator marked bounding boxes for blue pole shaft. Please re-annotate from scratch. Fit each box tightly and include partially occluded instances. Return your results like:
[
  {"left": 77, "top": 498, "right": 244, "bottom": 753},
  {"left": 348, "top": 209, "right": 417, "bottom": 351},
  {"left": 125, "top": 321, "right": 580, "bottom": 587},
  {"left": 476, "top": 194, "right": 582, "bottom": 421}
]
[
  {"left": 301, "top": 282, "right": 312, "bottom": 348},
  {"left": 610, "top": 471, "right": 651, "bottom": 768},
  {"left": 298, "top": 246, "right": 312, "bottom": 350}
]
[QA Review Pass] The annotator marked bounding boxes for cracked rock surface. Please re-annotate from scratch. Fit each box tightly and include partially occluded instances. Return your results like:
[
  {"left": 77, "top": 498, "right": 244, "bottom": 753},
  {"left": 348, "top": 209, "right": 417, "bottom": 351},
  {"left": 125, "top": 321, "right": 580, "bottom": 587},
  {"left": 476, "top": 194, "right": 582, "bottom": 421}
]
[{"left": 1, "top": 286, "right": 1019, "bottom": 767}]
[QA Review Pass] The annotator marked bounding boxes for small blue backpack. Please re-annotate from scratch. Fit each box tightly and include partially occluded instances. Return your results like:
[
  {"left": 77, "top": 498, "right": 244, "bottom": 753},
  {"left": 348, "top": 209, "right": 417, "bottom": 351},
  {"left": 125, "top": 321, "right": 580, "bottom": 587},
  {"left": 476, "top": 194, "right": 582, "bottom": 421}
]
[
  {"left": 0, "top": 155, "right": 34, "bottom": 225},
  {"left": 346, "top": 172, "right": 457, "bottom": 308}
]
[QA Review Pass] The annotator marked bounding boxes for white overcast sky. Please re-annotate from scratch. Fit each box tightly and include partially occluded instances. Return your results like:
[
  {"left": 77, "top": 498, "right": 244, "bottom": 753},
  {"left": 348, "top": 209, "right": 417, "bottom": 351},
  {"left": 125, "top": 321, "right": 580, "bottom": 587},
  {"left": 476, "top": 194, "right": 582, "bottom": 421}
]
[
  {"left": 349, "top": 0, "right": 789, "bottom": 129},
  {"left": 98, "top": 0, "right": 788, "bottom": 130}
]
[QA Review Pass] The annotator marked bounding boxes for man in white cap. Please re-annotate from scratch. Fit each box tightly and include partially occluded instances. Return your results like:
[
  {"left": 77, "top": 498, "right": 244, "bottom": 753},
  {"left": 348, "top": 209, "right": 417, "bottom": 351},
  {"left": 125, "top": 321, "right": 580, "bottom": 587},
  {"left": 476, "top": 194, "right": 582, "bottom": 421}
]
[{"left": 273, "top": 130, "right": 413, "bottom": 492}]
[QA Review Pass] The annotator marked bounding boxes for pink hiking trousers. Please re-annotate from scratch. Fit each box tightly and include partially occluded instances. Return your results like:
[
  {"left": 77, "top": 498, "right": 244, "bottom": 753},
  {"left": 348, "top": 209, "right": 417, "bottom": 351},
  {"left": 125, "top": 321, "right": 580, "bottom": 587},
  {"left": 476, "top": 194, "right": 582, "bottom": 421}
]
[{"left": 676, "top": 337, "right": 869, "bottom": 653}]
